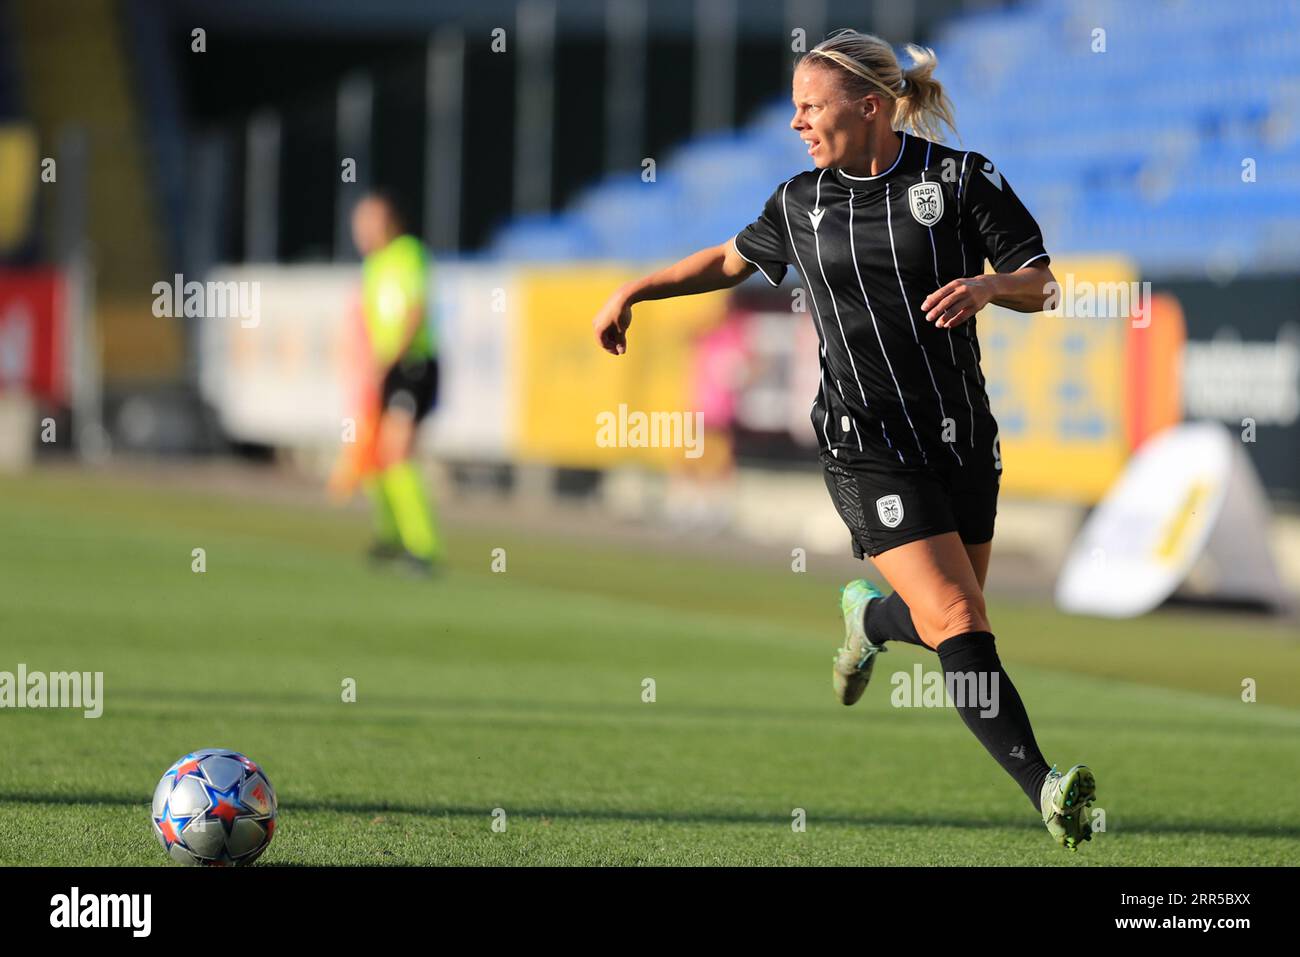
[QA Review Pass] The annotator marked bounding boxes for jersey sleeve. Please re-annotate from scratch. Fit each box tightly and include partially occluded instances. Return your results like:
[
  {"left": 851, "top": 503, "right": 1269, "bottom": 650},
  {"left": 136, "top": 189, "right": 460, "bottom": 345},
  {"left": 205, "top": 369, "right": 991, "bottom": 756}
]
[
  {"left": 732, "top": 185, "right": 790, "bottom": 287},
  {"left": 960, "top": 153, "right": 1050, "bottom": 274}
]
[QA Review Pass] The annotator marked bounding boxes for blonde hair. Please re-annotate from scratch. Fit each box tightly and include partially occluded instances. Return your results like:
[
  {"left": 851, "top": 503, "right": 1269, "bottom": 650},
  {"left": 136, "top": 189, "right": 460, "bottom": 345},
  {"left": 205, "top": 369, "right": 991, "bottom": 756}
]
[{"left": 800, "top": 29, "right": 957, "bottom": 143}]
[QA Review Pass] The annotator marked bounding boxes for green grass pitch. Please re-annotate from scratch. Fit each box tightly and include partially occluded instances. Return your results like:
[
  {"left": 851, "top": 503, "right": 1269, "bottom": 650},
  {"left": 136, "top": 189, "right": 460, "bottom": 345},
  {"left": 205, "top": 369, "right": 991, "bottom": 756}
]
[{"left": 1, "top": 469, "right": 1297, "bottom": 866}]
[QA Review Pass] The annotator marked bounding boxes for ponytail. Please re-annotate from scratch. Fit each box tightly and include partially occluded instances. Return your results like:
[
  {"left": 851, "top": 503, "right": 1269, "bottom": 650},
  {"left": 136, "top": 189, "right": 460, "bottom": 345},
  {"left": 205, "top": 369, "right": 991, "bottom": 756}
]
[
  {"left": 802, "top": 30, "right": 958, "bottom": 142},
  {"left": 895, "top": 43, "right": 957, "bottom": 142}
]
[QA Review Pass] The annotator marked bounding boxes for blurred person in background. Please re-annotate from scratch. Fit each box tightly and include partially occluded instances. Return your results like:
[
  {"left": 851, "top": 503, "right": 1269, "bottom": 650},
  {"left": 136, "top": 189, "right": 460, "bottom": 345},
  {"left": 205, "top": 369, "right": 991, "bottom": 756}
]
[
  {"left": 591, "top": 30, "right": 1095, "bottom": 850},
  {"left": 330, "top": 191, "right": 443, "bottom": 575},
  {"left": 665, "top": 313, "right": 751, "bottom": 534}
]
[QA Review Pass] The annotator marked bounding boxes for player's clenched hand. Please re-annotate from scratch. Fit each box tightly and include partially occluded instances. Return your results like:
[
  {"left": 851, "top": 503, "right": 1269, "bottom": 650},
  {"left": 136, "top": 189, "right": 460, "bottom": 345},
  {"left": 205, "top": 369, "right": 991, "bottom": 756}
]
[
  {"left": 922, "top": 276, "right": 995, "bottom": 329},
  {"left": 593, "top": 293, "right": 633, "bottom": 355}
]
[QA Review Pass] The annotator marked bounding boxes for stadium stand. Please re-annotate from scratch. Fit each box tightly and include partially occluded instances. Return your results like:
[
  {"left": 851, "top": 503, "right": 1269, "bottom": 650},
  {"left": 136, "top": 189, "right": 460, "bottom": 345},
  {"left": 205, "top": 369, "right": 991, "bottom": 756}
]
[{"left": 488, "top": 0, "right": 1300, "bottom": 277}]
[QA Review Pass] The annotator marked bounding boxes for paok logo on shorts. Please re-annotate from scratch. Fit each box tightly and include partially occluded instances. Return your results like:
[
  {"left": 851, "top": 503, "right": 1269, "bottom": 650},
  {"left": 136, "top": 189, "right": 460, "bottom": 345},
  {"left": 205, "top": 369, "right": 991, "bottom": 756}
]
[
  {"left": 876, "top": 494, "right": 904, "bottom": 529},
  {"left": 907, "top": 182, "right": 943, "bottom": 226}
]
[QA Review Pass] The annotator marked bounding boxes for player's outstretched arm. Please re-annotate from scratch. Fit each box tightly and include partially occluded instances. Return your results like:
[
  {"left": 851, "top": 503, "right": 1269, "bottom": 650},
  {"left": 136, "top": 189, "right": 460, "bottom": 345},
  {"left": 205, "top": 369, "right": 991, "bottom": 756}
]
[
  {"left": 592, "top": 239, "right": 756, "bottom": 355},
  {"left": 921, "top": 263, "right": 1056, "bottom": 329}
]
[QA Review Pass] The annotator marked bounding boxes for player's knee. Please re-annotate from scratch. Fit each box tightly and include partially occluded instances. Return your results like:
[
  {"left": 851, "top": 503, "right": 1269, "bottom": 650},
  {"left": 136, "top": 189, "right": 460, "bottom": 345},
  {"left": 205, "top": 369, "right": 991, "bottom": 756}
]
[{"left": 914, "top": 591, "right": 988, "bottom": 648}]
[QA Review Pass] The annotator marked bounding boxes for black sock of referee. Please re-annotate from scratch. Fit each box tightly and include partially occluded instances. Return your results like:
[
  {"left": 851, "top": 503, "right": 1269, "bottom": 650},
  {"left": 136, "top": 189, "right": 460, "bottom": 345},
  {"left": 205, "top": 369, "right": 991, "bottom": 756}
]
[
  {"left": 864, "top": 592, "right": 928, "bottom": 648},
  {"left": 936, "top": 631, "right": 1053, "bottom": 810}
]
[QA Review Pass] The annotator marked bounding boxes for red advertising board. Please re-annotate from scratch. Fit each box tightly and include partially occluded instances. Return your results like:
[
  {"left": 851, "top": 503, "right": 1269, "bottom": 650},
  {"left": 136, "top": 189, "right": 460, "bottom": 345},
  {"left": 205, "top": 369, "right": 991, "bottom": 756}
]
[{"left": 0, "top": 269, "right": 66, "bottom": 403}]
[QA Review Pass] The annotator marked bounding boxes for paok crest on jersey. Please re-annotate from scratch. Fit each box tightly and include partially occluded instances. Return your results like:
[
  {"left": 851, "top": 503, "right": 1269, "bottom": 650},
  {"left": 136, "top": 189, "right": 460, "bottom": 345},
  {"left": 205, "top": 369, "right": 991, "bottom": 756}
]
[{"left": 907, "top": 181, "right": 943, "bottom": 226}]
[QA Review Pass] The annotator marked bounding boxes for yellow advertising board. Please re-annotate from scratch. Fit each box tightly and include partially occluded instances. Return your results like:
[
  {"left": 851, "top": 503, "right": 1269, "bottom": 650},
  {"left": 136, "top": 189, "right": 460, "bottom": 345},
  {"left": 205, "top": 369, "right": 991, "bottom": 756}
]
[
  {"left": 514, "top": 266, "right": 729, "bottom": 469},
  {"left": 979, "top": 255, "right": 1137, "bottom": 503}
]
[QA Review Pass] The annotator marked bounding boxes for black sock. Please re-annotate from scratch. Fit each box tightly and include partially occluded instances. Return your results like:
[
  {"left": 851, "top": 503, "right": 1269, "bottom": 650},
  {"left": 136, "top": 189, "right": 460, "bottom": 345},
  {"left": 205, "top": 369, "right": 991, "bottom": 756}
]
[
  {"left": 864, "top": 591, "right": 928, "bottom": 648},
  {"left": 936, "top": 631, "right": 1052, "bottom": 811}
]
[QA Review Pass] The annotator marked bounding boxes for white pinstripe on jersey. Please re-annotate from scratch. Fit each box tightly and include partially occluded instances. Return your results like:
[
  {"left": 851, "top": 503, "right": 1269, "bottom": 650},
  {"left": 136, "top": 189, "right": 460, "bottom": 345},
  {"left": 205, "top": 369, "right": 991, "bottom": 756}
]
[
  {"left": 922, "top": 140, "right": 976, "bottom": 449},
  {"left": 847, "top": 187, "right": 924, "bottom": 464},
  {"left": 885, "top": 181, "right": 963, "bottom": 465},
  {"left": 779, "top": 178, "right": 837, "bottom": 454}
]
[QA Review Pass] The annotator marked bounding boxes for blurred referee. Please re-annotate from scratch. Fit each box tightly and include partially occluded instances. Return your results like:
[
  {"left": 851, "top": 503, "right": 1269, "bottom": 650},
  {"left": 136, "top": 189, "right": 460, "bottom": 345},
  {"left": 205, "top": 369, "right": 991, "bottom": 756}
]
[
  {"left": 592, "top": 30, "right": 1095, "bottom": 849},
  {"left": 346, "top": 191, "right": 442, "bottom": 574}
]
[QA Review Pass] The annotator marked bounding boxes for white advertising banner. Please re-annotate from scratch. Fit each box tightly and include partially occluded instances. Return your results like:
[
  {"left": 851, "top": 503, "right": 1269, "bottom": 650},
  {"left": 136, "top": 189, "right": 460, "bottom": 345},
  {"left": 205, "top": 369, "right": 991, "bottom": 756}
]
[
  {"left": 198, "top": 266, "right": 352, "bottom": 446},
  {"left": 1055, "top": 422, "right": 1289, "bottom": 617},
  {"left": 426, "top": 264, "right": 515, "bottom": 460},
  {"left": 197, "top": 263, "right": 514, "bottom": 461}
]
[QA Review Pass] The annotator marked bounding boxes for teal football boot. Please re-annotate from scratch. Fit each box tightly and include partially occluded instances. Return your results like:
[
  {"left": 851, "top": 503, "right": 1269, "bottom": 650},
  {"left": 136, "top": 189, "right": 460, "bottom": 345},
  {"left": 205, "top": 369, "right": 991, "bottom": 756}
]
[
  {"left": 832, "top": 579, "right": 887, "bottom": 705},
  {"left": 1040, "top": 764, "right": 1097, "bottom": 851}
]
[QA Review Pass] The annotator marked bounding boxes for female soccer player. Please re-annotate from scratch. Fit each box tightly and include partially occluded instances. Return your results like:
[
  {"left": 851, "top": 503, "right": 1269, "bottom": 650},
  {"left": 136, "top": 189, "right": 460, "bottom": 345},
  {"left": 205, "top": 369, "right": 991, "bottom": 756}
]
[{"left": 591, "top": 30, "right": 1095, "bottom": 849}]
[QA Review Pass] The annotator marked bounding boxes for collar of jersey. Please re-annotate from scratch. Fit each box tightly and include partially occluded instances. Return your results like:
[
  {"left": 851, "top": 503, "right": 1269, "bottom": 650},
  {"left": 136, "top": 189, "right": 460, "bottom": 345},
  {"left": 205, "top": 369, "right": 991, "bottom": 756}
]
[{"left": 832, "top": 131, "right": 908, "bottom": 187}]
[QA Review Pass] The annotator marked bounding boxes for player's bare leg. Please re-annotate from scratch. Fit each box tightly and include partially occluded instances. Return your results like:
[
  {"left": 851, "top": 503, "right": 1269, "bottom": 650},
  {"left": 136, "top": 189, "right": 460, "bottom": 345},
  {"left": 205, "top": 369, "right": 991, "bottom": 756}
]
[
  {"left": 868, "top": 533, "right": 988, "bottom": 649},
  {"left": 963, "top": 539, "right": 992, "bottom": 591},
  {"left": 851, "top": 538, "right": 993, "bottom": 652}
]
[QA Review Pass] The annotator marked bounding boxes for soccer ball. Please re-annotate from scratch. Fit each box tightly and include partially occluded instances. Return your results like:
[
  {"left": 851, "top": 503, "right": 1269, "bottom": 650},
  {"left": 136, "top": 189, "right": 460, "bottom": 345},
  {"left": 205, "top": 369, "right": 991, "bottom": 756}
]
[{"left": 151, "top": 748, "right": 277, "bottom": 866}]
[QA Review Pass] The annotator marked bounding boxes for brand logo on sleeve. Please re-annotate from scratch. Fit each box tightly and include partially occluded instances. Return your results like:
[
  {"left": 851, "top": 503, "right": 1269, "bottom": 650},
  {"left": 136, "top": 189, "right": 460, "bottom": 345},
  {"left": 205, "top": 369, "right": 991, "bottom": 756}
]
[
  {"left": 907, "top": 182, "right": 943, "bottom": 226},
  {"left": 979, "top": 160, "right": 1003, "bottom": 191}
]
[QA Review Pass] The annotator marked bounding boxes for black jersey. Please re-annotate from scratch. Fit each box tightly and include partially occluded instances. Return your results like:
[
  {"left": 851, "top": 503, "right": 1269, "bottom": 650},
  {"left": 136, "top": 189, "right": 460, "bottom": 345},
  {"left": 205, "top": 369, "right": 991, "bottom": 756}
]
[{"left": 732, "top": 131, "right": 1049, "bottom": 468}]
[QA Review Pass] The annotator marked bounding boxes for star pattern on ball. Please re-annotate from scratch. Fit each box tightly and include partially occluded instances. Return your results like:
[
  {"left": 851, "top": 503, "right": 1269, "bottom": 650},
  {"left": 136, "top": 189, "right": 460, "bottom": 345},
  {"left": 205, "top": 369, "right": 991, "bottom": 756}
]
[
  {"left": 172, "top": 755, "right": 204, "bottom": 780},
  {"left": 155, "top": 803, "right": 192, "bottom": 849},
  {"left": 202, "top": 781, "right": 249, "bottom": 832}
]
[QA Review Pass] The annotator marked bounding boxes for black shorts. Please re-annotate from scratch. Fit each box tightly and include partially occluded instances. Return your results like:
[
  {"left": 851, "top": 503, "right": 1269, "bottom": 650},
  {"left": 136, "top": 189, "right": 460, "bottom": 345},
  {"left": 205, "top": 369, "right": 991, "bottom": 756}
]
[
  {"left": 820, "top": 448, "right": 1000, "bottom": 559},
  {"left": 381, "top": 356, "right": 439, "bottom": 422}
]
